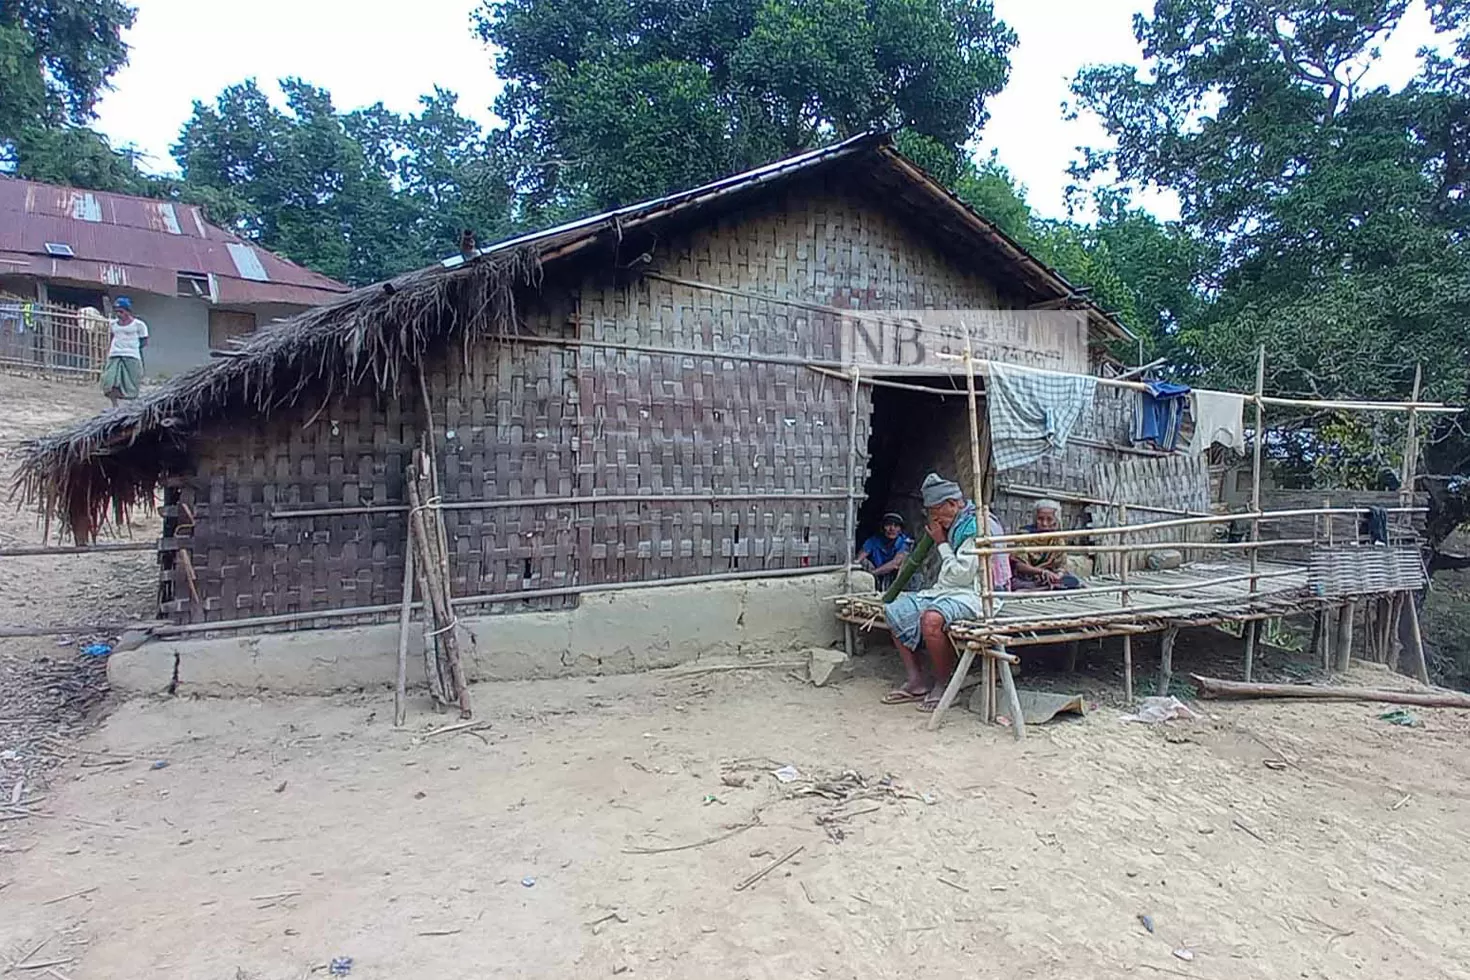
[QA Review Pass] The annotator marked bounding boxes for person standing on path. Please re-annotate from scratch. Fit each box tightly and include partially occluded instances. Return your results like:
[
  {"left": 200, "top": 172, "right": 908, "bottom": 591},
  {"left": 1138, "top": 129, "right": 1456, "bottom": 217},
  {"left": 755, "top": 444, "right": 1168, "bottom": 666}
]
[{"left": 100, "top": 296, "right": 147, "bottom": 407}]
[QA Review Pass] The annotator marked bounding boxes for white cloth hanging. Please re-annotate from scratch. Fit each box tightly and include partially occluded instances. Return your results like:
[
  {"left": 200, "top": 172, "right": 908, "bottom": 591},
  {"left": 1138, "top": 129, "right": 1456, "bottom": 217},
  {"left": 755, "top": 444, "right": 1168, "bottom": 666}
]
[{"left": 1189, "top": 389, "right": 1246, "bottom": 455}]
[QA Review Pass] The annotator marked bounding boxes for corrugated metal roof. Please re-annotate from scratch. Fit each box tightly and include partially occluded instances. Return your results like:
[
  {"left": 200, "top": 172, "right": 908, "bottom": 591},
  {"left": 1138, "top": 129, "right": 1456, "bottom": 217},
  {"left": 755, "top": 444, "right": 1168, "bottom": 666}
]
[{"left": 0, "top": 178, "right": 350, "bottom": 305}]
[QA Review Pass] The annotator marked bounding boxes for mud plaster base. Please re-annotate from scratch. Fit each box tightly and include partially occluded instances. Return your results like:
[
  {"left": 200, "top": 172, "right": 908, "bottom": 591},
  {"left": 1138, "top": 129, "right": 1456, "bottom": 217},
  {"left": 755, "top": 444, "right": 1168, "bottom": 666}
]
[{"left": 109, "top": 570, "right": 868, "bottom": 695}]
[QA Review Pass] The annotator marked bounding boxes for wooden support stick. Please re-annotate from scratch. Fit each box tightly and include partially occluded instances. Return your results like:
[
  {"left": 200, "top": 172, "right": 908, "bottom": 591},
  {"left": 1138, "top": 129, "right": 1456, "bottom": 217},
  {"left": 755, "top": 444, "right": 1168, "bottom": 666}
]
[
  {"left": 1403, "top": 593, "right": 1430, "bottom": 685},
  {"left": 1314, "top": 608, "right": 1331, "bottom": 671},
  {"left": 1122, "top": 635, "right": 1134, "bottom": 703},
  {"left": 394, "top": 524, "right": 415, "bottom": 728},
  {"left": 1157, "top": 626, "right": 1178, "bottom": 696},
  {"left": 1243, "top": 619, "right": 1258, "bottom": 683},
  {"left": 998, "top": 655, "right": 1025, "bottom": 741},
  {"left": 1065, "top": 639, "right": 1080, "bottom": 674},
  {"left": 1386, "top": 593, "right": 1404, "bottom": 672},
  {"left": 927, "top": 643, "right": 978, "bottom": 731},
  {"left": 0, "top": 542, "right": 154, "bottom": 558},
  {"left": 1248, "top": 345, "right": 1266, "bottom": 603},
  {"left": 1190, "top": 674, "right": 1468, "bottom": 707},
  {"left": 734, "top": 845, "right": 804, "bottom": 892},
  {"left": 1334, "top": 600, "right": 1356, "bottom": 672}
]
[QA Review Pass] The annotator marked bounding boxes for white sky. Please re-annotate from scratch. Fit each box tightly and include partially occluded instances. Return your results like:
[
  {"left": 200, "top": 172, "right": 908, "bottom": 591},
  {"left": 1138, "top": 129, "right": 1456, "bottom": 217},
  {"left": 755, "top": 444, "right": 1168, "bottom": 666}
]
[{"left": 93, "top": 0, "right": 1446, "bottom": 223}]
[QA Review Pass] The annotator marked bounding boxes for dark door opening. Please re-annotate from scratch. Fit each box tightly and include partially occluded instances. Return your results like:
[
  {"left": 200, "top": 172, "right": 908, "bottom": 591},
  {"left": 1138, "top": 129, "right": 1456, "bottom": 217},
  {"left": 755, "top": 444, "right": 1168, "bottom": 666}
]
[{"left": 856, "top": 376, "right": 992, "bottom": 553}]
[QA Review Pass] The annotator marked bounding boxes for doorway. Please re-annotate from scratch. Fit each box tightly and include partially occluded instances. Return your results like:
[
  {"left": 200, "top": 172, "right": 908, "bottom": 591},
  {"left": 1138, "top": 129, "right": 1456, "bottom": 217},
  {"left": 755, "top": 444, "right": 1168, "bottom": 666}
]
[{"left": 856, "top": 376, "right": 992, "bottom": 550}]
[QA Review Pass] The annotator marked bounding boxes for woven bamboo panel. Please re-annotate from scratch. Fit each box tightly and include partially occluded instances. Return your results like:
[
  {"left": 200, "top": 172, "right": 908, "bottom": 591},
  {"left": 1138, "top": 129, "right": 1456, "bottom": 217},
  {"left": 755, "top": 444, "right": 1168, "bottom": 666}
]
[
  {"left": 1308, "top": 545, "right": 1426, "bottom": 597},
  {"left": 1091, "top": 454, "right": 1212, "bottom": 575},
  {"left": 993, "top": 387, "right": 1133, "bottom": 535},
  {"left": 167, "top": 387, "right": 417, "bottom": 624}
]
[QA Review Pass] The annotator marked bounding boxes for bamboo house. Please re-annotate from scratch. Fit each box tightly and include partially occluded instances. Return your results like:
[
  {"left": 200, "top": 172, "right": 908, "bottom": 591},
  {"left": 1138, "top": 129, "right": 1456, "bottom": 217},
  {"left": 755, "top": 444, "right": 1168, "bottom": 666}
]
[{"left": 14, "top": 133, "right": 1454, "bottom": 715}]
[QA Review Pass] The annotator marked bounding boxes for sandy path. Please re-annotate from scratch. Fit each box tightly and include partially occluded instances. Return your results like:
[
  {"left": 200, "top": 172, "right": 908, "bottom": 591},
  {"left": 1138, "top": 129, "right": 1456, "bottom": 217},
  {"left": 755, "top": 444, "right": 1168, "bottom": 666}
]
[{"left": 3, "top": 662, "right": 1469, "bottom": 979}]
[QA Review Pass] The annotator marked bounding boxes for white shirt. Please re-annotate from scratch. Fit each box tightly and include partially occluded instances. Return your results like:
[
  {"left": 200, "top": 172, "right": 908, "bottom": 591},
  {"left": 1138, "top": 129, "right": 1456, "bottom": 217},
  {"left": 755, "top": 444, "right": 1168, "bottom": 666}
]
[{"left": 108, "top": 316, "right": 149, "bottom": 359}]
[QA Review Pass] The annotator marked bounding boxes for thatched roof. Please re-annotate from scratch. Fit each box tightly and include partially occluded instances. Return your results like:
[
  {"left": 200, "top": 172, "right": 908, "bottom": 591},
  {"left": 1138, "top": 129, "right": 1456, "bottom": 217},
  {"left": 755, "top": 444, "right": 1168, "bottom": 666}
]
[{"left": 14, "top": 131, "right": 1132, "bottom": 542}]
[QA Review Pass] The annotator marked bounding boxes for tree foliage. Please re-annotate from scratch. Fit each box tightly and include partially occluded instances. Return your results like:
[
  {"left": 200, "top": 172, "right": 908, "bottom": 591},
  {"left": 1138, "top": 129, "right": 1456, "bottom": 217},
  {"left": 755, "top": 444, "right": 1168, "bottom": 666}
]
[
  {"left": 0, "top": 0, "right": 147, "bottom": 185},
  {"left": 1071, "top": 0, "right": 1470, "bottom": 519},
  {"left": 174, "top": 81, "right": 511, "bottom": 285},
  {"left": 475, "top": 0, "right": 1016, "bottom": 212}
]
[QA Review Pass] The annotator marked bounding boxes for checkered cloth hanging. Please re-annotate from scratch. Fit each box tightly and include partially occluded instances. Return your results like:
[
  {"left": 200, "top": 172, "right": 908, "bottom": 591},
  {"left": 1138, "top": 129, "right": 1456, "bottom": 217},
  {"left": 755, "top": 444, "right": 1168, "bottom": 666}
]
[{"left": 986, "top": 363, "right": 1099, "bottom": 471}]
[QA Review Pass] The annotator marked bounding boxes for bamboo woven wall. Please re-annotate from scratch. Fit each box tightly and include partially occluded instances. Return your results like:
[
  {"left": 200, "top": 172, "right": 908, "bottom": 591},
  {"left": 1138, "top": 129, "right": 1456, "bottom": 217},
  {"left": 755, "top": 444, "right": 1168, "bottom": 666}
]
[{"left": 164, "top": 177, "right": 1037, "bottom": 627}]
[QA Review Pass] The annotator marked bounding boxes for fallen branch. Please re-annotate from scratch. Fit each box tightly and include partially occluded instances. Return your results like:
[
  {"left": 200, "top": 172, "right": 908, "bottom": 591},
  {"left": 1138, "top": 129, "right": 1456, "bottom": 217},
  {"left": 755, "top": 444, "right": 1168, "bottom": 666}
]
[
  {"left": 734, "top": 844, "right": 804, "bottom": 892},
  {"left": 1190, "top": 675, "right": 1470, "bottom": 709},
  {"left": 40, "top": 886, "right": 97, "bottom": 906},
  {"left": 622, "top": 820, "right": 760, "bottom": 855}
]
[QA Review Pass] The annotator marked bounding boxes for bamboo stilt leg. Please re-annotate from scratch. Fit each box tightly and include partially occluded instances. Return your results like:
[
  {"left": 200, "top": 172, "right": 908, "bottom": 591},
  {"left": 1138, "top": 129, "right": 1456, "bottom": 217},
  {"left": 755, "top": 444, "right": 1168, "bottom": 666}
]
[
  {"left": 1387, "top": 594, "right": 1404, "bottom": 672},
  {"left": 394, "top": 526, "right": 415, "bottom": 727},
  {"left": 1320, "top": 606, "right": 1337, "bottom": 671},
  {"left": 1244, "top": 620, "right": 1258, "bottom": 682},
  {"left": 1334, "top": 600, "right": 1357, "bottom": 672},
  {"left": 1122, "top": 635, "right": 1134, "bottom": 702},
  {"left": 1309, "top": 611, "right": 1324, "bottom": 671},
  {"left": 999, "top": 656, "right": 1025, "bottom": 741},
  {"left": 1065, "top": 640, "right": 1079, "bottom": 674},
  {"left": 1403, "top": 593, "right": 1430, "bottom": 685},
  {"left": 1157, "top": 626, "right": 1178, "bottom": 696},
  {"left": 928, "top": 643, "right": 978, "bottom": 731}
]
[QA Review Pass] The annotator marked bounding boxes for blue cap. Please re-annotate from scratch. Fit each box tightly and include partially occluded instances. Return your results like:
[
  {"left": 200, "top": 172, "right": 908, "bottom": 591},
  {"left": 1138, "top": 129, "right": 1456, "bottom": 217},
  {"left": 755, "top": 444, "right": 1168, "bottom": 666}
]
[{"left": 115, "top": 296, "right": 132, "bottom": 310}]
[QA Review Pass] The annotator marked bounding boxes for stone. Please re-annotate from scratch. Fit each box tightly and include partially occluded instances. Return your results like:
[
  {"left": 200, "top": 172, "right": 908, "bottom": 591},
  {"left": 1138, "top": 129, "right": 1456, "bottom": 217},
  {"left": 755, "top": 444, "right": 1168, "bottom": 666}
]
[{"left": 806, "top": 647, "right": 850, "bottom": 687}]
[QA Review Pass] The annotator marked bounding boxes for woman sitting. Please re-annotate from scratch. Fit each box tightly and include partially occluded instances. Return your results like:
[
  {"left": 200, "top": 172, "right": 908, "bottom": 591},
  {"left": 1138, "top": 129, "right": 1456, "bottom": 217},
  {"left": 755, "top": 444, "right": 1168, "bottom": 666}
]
[{"left": 1010, "top": 499, "right": 1081, "bottom": 590}]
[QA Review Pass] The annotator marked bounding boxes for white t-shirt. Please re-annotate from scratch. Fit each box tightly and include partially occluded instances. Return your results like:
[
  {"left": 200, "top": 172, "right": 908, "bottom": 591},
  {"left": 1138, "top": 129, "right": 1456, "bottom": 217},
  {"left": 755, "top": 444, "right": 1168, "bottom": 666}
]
[{"left": 108, "top": 316, "right": 149, "bottom": 359}]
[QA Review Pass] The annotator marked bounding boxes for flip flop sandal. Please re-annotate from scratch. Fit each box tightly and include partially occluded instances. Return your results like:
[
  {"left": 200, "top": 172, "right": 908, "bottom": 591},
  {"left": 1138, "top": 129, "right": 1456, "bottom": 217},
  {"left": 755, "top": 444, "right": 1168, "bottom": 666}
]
[
  {"left": 916, "top": 695, "right": 942, "bottom": 713},
  {"left": 881, "top": 688, "right": 926, "bottom": 704}
]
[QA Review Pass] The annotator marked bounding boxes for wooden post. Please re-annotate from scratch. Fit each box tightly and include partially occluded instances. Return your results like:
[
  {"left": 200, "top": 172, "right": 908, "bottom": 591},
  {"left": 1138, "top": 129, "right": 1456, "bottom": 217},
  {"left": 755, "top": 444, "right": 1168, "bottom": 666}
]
[
  {"left": 1065, "top": 640, "right": 1080, "bottom": 674},
  {"left": 1386, "top": 593, "right": 1404, "bottom": 672},
  {"left": 998, "top": 653, "right": 1026, "bottom": 741},
  {"left": 927, "top": 643, "right": 978, "bottom": 731},
  {"left": 1243, "top": 619, "right": 1259, "bottom": 681},
  {"left": 1157, "top": 626, "right": 1179, "bottom": 696},
  {"left": 394, "top": 525, "right": 416, "bottom": 727},
  {"left": 962, "top": 329, "right": 994, "bottom": 622},
  {"left": 1119, "top": 503, "right": 1132, "bottom": 701},
  {"left": 1248, "top": 345, "right": 1266, "bottom": 602},
  {"left": 1400, "top": 363, "right": 1422, "bottom": 511},
  {"left": 1334, "top": 599, "right": 1357, "bottom": 672},
  {"left": 1403, "top": 593, "right": 1430, "bottom": 685},
  {"left": 844, "top": 366, "right": 860, "bottom": 658},
  {"left": 1321, "top": 606, "right": 1336, "bottom": 670}
]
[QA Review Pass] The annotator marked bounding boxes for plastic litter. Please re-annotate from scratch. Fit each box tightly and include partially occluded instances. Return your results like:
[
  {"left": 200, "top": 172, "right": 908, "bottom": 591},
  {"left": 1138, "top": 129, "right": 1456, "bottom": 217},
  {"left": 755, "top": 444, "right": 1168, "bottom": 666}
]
[
  {"left": 1120, "top": 696, "right": 1200, "bottom": 724},
  {"left": 1378, "top": 708, "right": 1421, "bottom": 727},
  {"left": 521, "top": 876, "right": 536, "bottom": 888},
  {"left": 81, "top": 642, "right": 112, "bottom": 658},
  {"left": 328, "top": 957, "right": 353, "bottom": 975},
  {"left": 1172, "top": 947, "right": 1195, "bottom": 962},
  {"left": 151, "top": 760, "right": 170, "bottom": 770},
  {"left": 1138, "top": 913, "right": 1155, "bottom": 934},
  {"left": 771, "top": 765, "right": 802, "bottom": 783}
]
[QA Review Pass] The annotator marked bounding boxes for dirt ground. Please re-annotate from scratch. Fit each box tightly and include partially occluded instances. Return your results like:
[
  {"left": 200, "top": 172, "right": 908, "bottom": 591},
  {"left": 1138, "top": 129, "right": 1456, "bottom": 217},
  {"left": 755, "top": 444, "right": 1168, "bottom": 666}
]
[{"left": 4, "top": 374, "right": 1470, "bottom": 979}]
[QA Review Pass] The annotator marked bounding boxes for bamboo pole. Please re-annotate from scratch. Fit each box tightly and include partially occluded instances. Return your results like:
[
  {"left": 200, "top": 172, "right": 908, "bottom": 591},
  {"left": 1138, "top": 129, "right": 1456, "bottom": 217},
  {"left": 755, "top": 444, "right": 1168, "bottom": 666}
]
[
  {"left": 843, "top": 366, "right": 860, "bottom": 659},
  {"left": 998, "top": 655, "right": 1025, "bottom": 741},
  {"left": 1334, "top": 599, "right": 1357, "bottom": 671},
  {"left": 1248, "top": 345, "right": 1266, "bottom": 605},
  {"left": 966, "top": 506, "right": 1424, "bottom": 548},
  {"left": 394, "top": 525, "right": 415, "bottom": 727},
  {"left": 0, "top": 541, "right": 155, "bottom": 558},
  {"left": 1191, "top": 674, "right": 1468, "bottom": 707},
  {"left": 928, "top": 328, "right": 989, "bottom": 734},
  {"left": 972, "top": 538, "right": 1314, "bottom": 557},
  {"left": 407, "top": 473, "right": 454, "bottom": 708},
  {"left": 1403, "top": 593, "right": 1430, "bottom": 685},
  {"left": 1119, "top": 503, "right": 1132, "bottom": 701},
  {"left": 518, "top": 333, "right": 1462, "bottom": 412},
  {"left": 270, "top": 491, "right": 852, "bottom": 520},
  {"left": 1157, "top": 626, "right": 1178, "bottom": 696},
  {"left": 997, "top": 483, "right": 1209, "bottom": 517}
]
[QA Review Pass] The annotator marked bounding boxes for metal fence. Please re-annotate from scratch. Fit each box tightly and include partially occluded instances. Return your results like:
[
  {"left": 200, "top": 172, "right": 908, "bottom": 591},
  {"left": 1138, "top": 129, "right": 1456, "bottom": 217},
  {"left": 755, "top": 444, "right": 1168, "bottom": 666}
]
[{"left": 0, "top": 294, "right": 109, "bottom": 380}]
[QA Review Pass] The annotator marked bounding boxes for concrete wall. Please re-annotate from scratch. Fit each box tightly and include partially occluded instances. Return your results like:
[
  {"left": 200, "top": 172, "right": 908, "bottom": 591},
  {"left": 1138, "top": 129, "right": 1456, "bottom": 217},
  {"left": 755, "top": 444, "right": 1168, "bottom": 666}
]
[{"left": 109, "top": 569, "right": 863, "bottom": 695}]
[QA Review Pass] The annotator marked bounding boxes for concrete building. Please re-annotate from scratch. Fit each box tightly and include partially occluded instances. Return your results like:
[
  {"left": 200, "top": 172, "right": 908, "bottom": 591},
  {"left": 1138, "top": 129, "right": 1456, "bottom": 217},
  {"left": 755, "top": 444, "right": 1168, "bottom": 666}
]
[{"left": 0, "top": 178, "right": 349, "bottom": 377}]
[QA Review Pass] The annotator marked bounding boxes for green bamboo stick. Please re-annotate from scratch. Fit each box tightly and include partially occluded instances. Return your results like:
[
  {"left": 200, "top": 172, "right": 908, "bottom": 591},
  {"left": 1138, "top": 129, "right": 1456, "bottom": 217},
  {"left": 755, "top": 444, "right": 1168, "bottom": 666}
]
[{"left": 880, "top": 533, "right": 934, "bottom": 602}]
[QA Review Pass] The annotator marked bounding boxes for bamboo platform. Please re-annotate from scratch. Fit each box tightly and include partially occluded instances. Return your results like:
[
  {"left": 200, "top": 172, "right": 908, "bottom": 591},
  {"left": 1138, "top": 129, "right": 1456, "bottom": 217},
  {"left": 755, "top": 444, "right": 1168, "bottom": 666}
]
[{"left": 835, "top": 558, "right": 1319, "bottom": 648}]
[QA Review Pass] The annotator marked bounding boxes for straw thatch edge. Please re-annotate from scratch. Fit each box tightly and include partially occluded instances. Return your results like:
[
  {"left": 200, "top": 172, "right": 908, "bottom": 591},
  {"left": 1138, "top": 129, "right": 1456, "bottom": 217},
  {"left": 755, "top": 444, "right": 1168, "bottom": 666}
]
[{"left": 12, "top": 246, "right": 543, "bottom": 542}]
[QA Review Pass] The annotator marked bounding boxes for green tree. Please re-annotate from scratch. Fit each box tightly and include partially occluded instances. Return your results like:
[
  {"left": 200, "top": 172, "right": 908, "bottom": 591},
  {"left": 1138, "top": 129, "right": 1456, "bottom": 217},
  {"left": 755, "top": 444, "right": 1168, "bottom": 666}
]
[
  {"left": 475, "top": 0, "right": 1016, "bottom": 211},
  {"left": 0, "top": 0, "right": 147, "bottom": 187},
  {"left": 1071, "top": 1, "right": 1470, "bottom": 493},
  {"left": 175, "top": 80, "right": 511, "bottom": 284}
]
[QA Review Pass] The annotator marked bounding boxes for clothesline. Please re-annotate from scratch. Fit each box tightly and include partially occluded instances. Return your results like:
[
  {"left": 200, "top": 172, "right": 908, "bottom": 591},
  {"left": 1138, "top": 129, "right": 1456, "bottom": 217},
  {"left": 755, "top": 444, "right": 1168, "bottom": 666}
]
[{"left": 921, "top": 353, "right": 1460, "bottom": 415}]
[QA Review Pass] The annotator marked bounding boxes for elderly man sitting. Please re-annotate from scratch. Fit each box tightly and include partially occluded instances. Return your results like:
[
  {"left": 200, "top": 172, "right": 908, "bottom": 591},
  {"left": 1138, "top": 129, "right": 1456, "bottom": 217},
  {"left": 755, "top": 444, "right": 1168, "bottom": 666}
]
[
  {"left": 881, "top": 473, "right": 1009, "bottom": 711},
  {"left": 1010, "top": 498, "right": 1081, "bottom": 590}
]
